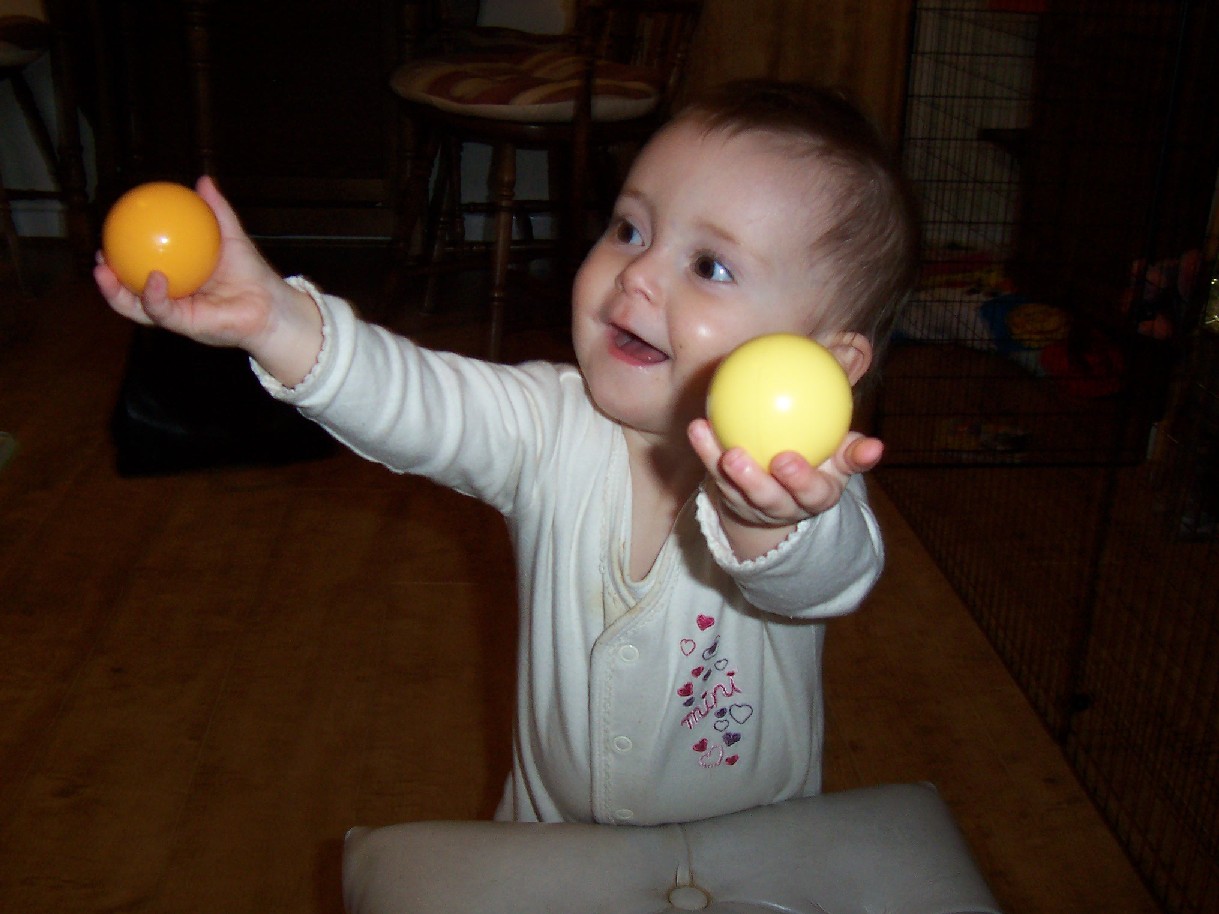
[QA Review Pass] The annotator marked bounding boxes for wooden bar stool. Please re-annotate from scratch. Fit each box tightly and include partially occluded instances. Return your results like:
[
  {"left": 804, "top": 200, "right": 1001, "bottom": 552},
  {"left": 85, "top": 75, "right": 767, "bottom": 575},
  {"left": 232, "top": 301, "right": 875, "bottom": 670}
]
[{"left": 387, "top": 0, "right": 703, "bottom": 360}]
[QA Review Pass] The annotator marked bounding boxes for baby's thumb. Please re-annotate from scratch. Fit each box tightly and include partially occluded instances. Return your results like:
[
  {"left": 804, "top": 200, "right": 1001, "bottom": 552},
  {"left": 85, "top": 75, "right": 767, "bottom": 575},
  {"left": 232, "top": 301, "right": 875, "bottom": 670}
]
[{"left": 139, "top": 271, "right": 178, "bottom": 324}]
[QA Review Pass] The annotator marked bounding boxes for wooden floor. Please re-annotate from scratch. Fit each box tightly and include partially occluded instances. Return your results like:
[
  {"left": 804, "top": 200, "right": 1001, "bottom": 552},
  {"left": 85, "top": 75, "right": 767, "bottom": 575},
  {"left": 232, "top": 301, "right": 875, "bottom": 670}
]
[{"left": 0, "top": 244, "right": 1163, "bottom": 913}]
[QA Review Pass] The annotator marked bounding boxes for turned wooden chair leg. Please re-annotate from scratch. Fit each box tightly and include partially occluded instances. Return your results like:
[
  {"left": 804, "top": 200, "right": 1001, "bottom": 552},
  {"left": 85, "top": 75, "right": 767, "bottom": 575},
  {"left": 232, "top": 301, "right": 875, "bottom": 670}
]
[
  {"left": 568, "top": 122, "right": 591, "bottom": 279},
  {"left": 421, "top": 137, "right": 462, "bottom": 315},
  {"left": 0, "top": 171, "right": 32, "bottom": 298},
  {"left": 487, "top": 141, "right": 517, "bottom": 361},
  {"left": 44, "top": 0, "right": 92, "bottom": 268},
  {"left": 386, "top": 123, "right": 440, "bottom": 308}
]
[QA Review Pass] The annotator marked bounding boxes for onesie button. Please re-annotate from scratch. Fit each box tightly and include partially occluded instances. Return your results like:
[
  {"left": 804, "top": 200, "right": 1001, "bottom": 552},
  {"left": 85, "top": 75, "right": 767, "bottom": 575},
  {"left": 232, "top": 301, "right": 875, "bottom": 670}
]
[
  {"left": 613, "top": 808, "right": 634, "bottom": 821},
  {"left": 667, "top": 885, "right": 711, "bottom": 909},
  {"left": 618, "top": 644, "right": 639, "bottom": 662},
  {"left": 612, "top": 735, "right": 633, "bottom": 752}
]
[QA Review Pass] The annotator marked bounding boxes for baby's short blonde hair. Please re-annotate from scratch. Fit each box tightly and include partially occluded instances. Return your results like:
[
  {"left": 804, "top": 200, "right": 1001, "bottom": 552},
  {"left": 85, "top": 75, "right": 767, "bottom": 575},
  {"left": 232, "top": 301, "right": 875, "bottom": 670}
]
[{"left": 672, "top": 80, "right": 920, "bottom": 367}]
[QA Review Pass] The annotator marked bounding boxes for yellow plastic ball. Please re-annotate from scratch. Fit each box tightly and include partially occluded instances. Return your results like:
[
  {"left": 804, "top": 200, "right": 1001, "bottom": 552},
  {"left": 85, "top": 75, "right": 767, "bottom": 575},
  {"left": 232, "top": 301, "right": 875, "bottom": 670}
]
[
  {"left": 102, "top": 182, "right": 221, "bottom": 298},
  {"left": 706, "top": 333, "right": 854, "bottom": 468}
]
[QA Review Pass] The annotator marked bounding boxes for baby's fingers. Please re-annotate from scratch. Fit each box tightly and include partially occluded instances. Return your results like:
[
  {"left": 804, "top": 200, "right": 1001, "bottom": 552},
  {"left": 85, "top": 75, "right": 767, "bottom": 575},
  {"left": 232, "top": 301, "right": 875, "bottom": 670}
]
[
  {"left": 688, "top": 419, "right": 726, "bottom": 476},
  {"left": 767, "top": 452, "right": 844, "bottom": 517},
  {"left": 832, "top": 432, "right": 884, "bottom": 476},
  {"left": 719, "top": 447, "right": 798, "bottom": 513},
  {"left": 135, "top": 270, "right": 181, "bottom": 325},
  {"left": 94, "top": 259, "right": 154, "bottom": 325},
  {"left": 689, "top": 420, "right": 778, "bottom": 520}
]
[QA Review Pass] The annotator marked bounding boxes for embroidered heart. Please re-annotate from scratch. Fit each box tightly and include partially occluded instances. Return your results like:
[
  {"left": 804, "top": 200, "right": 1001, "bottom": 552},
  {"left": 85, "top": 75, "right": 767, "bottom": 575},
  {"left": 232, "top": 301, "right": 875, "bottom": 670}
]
[
  {"left": 692, "top": 738, "right": 708, "bottom": 752},
  {"left": 729, "top": 703, "right": 754, "bottom": 724},
  {"left": 715, "top": 708, "right": 728, "bottom": 718},
  {"left": 680, "top": 639, "right": 696, "bottom": 656},
  {"left": 725, "top": 755, "right": 740, "bottom": 765},
  {"left": 699, "top": 746, "right": 724, "bottom": 768},
  {"left": 701, "top": 638, "right": 719, "bottom": 660},
  {"left": 696, "top": 614, "right": 715, "bottom": 631},
  {"left": 723, "top": 731, "right": 741, "bottom": 746},
  {"left": 714, "top": 658, "right": 729, "bottom": 671},
  {"left": 691, "top": 666, "right": 704, "bottom": 677},
  {"left": 683, "top": 697, "right": 695, "bottom": 707},
  {"left": 714, "top": 719, "right": 728, "bottom": 732},
  {"left": 677, "top": 682, "right": 693, "bottom": 697}
]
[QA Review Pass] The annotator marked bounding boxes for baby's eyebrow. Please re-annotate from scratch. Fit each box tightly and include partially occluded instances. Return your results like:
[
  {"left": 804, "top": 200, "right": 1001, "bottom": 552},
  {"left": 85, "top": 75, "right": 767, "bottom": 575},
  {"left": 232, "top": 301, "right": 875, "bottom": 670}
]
[
  {"left": 616, "top": 187, "right": 648, "bottom": 209},
  {"left": 694, "top": 218, "right": 771, "bottom": 271},
  {"left": 694, "top": 218, "right": 744, "bottom": 250}
]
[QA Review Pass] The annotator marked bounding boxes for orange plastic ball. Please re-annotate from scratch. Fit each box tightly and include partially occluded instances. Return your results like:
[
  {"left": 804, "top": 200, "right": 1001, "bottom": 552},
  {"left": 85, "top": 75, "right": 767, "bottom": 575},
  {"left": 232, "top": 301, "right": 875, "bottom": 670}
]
[{"left": 102, "top": 182, "right": 221, "bottom": 298}]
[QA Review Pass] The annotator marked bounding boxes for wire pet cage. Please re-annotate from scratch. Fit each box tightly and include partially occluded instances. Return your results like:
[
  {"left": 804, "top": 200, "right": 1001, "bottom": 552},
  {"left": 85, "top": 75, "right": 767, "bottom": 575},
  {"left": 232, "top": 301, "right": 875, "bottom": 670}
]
[{"left": 876, "top": 2, "right": 1219, "bottom": 913}]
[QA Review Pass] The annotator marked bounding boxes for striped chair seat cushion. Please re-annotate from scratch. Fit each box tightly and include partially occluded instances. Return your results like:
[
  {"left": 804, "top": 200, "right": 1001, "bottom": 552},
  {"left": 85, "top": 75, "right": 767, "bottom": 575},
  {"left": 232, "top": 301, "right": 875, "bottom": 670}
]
[
  {"left": 390, "top": 48, "right": 662, "bottom": 123},
  {"left": 411, "top": 25, "right": 572, "bottom": 59}
]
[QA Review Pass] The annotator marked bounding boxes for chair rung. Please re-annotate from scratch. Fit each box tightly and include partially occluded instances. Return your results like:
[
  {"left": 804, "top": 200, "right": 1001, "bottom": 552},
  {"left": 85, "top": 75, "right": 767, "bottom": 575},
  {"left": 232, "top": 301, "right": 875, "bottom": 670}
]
[
  {"left": 462, "top": 199, "right": 556, "bottom": 216},
  {"left": 4, "top": 189, "right": 65, "bottom": 202},
  {"left": 401, "top": 242, "right": 558, "bottom": 278}
]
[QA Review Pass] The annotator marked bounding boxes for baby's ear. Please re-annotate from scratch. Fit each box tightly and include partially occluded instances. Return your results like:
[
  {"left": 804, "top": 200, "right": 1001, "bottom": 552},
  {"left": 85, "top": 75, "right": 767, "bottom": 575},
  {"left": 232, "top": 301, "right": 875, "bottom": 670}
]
[{"left": 821, "top": 331, "right": 873, "bottom": 386}]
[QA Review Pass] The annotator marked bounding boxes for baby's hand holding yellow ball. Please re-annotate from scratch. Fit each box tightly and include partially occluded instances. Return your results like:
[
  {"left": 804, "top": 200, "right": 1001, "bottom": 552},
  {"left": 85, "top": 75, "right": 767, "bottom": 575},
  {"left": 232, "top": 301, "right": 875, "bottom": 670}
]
[{"left": 706, "top": 333, "right": 854, "bottom": 470}]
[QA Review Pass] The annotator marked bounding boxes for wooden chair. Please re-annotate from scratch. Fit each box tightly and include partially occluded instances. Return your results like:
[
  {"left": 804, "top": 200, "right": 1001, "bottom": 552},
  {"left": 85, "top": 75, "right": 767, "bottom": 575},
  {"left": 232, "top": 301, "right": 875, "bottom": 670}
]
[
  {"left": 0, "top": 0, "right": 89, "bottom": 296},
  {"left": 387, "top": 0, "right": 703, "bottom": 359}
]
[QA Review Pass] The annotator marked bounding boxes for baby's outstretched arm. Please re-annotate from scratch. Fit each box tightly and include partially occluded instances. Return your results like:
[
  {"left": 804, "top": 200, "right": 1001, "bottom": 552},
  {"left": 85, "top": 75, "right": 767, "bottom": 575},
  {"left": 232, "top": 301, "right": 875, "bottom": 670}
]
[
  {"left": 688, "top": 418, "right": 884, "bottom": 560},
  {"left": 95, "top": 176, "right": 323, "bottom": 388}
]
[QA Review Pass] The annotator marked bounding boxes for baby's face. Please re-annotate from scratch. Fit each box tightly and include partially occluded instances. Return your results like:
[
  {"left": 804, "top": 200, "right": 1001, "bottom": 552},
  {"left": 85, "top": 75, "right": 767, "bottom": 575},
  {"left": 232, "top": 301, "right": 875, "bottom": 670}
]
[{"left": 572, "top": 120, "right": 840, "bottom": 443}]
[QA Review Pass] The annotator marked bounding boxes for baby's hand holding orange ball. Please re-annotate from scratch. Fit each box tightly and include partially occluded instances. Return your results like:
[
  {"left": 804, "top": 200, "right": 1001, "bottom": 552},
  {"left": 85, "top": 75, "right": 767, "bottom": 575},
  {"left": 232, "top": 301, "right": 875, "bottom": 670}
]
[{"left": 102, "top": 181, "right": 221, "bottom": 299}]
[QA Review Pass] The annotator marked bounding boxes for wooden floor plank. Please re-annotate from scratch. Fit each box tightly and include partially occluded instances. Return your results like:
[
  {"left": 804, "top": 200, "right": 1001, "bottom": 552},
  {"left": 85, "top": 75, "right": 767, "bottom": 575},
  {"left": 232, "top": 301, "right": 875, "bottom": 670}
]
[
  {"left": 0, "top": 473, "right": 295, "bottom": 910},
  {"left": 0, "top": 464, "right": 183, "bottom": 817}
]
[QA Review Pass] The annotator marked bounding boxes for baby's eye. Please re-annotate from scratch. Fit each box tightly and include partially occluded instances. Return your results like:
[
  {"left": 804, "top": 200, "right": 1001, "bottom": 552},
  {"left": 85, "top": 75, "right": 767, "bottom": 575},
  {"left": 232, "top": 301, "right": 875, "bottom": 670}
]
[
  {"left": 693, "top": 254, "right": 734, "bottom": 283},
  {"left": 612, "top": 218, "right": 644, "bottom": 246}
]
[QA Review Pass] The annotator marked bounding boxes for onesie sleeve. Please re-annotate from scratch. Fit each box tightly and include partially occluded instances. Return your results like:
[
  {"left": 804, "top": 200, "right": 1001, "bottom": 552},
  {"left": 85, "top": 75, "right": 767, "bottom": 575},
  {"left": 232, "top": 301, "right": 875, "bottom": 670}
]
[
  {"left": 694, "top": 474, "right": 883, "bottom": 619},
  {"left": 249, "top": 277, "right": 568, "bottom": 515}
]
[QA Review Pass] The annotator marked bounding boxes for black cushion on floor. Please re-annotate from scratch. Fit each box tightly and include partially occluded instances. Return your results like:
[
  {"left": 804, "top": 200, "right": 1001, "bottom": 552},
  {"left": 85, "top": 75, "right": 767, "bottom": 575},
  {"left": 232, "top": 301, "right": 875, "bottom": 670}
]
[{"left": 111, "top": 326, "right": 333, "bottom": 476}]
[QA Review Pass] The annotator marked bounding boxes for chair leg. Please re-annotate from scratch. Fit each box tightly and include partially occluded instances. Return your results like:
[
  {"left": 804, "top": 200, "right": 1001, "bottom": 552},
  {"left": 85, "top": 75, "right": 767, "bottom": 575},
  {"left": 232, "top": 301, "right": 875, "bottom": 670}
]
[
  {"left": 10, "top": 74, "right": 60, "bottom": 185},
  {"left": 9, "top": 70, "right": 90, "bottom": 272},
  {"left": 421, "top": 137, "right": 462, "bottom": 315},
  {"left": 44, "top": 0, "right": 93, "bottom": 267},
  {"left": 487, "top": 141, "right": 517, "bottom": 361},
  {"left": 386, "top": 121, "right": 440, "bottom": 308},
  {"left": 181, "top": 0, "right": 218, "bottom": 176},
  {"left": 0, "top": 168, "right": 33, "bottom": 298},
  {"left": 568, "top": 123, "right": 591, "bottom": 278}
]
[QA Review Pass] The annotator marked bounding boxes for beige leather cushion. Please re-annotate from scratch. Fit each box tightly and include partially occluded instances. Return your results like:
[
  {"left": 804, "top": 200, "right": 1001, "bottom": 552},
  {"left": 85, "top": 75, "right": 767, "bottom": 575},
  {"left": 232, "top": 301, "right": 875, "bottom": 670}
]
[
  {"left": 343, "top": 783, "right": 1003, "bottom": 914},
  {"left": 390, "top": 48, "right": 662, "bottom": 123}
]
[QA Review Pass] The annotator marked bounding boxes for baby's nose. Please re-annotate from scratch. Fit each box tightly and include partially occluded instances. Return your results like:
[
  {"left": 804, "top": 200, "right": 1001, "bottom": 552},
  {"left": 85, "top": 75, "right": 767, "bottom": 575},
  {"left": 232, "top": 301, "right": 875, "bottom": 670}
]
[{"left": 618, "top": 248, "right": 664, "bottom": 302}]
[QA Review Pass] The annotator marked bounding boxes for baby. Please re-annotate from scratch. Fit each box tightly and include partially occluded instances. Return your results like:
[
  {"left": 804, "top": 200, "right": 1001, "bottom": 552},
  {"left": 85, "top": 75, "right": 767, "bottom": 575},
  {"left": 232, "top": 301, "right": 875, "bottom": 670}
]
[{"left": 97, "top": 80, "right": 918, "bottom": 826}]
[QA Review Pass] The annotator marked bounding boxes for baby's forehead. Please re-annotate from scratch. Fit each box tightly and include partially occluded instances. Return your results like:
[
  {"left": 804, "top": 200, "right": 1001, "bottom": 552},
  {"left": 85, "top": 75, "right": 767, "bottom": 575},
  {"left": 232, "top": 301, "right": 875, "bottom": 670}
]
[
  {"left": 651, "top": 120, "right": 829, "bottom": 187},
  {"left": 667, "top": 120, "right": 841, "bottom": 195},
  {"left": 667, "top": 114, "right": 823, "bottom": 158}
]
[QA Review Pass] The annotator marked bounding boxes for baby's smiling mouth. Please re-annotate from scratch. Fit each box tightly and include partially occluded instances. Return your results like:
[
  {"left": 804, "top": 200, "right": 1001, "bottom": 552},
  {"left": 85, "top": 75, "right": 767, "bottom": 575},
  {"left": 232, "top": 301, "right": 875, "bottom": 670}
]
[{"left": 611, "top": 325, "right": 669, "bottom": 366}]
